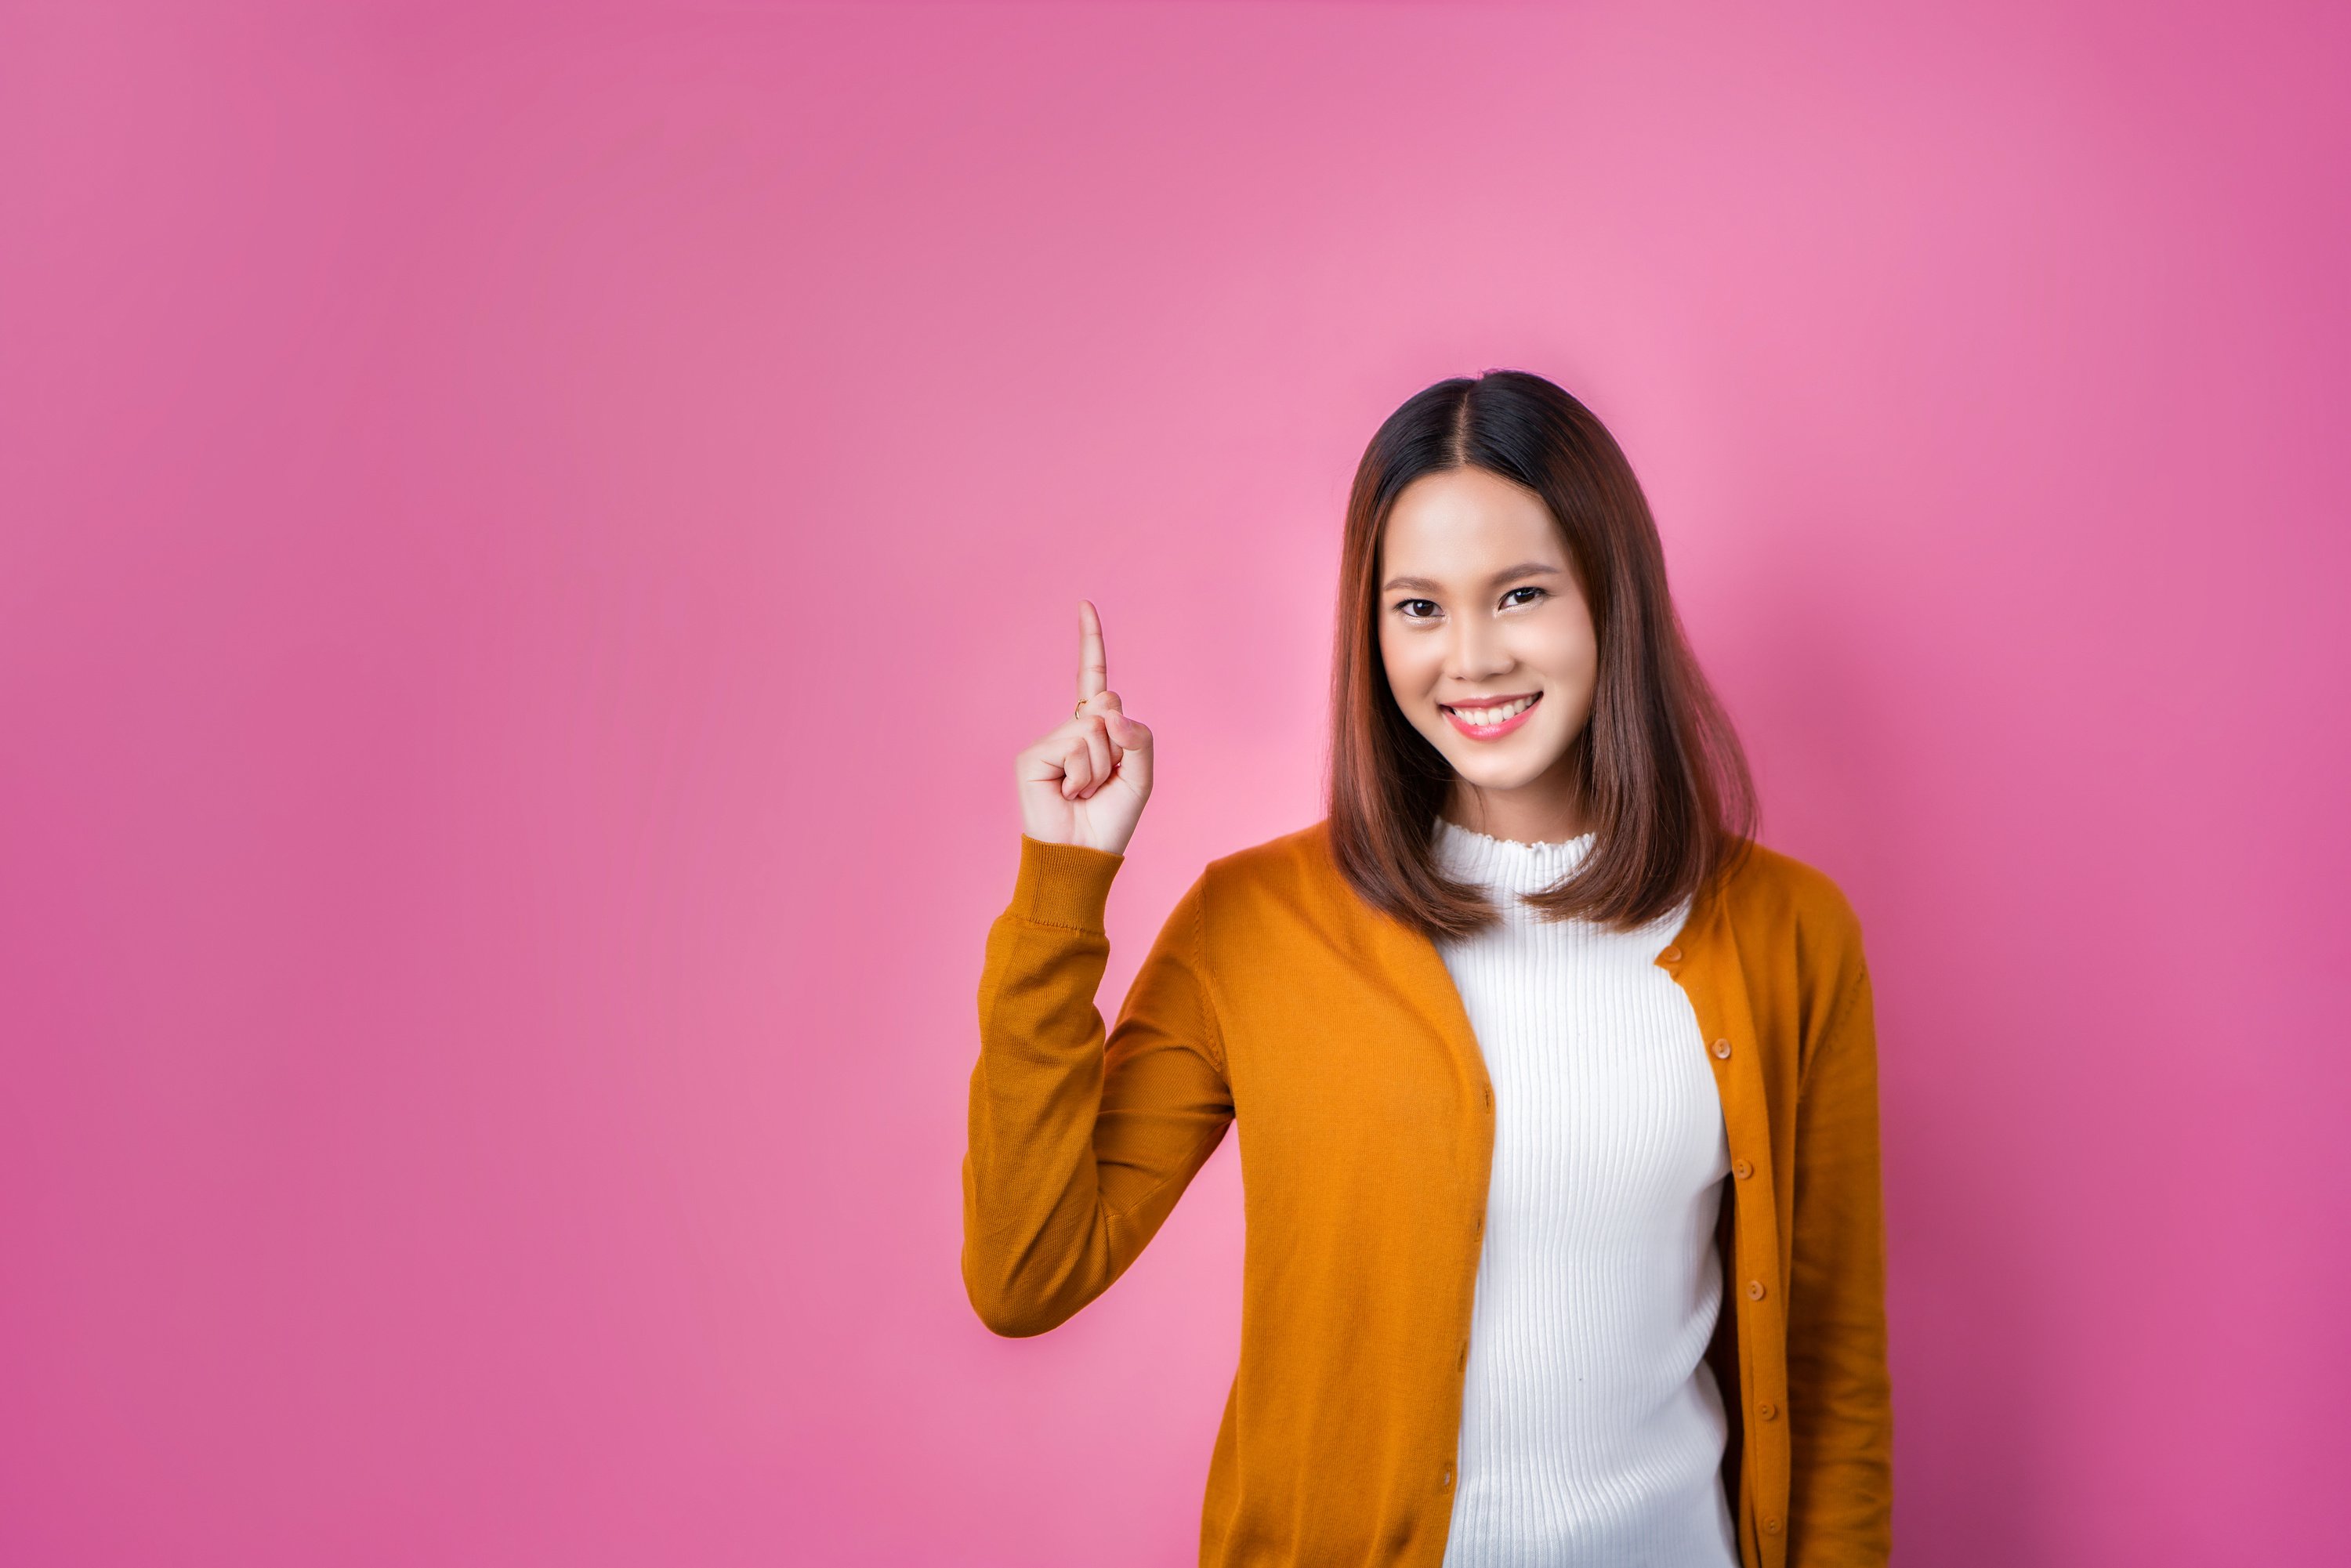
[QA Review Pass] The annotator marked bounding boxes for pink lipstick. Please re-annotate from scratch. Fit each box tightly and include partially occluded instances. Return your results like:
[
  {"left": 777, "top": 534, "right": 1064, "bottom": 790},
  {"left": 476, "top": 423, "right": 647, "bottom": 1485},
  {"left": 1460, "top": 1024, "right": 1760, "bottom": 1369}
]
[{"left": 1440, "top": 690, "right": 1542, "bottom": 741}]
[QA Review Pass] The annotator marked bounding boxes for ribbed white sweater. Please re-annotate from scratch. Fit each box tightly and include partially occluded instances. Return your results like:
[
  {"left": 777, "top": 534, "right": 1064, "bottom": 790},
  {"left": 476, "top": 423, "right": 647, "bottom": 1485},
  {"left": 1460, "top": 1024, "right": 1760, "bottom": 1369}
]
[{"left": 1430, "top": 818, "right": 1741, "bottom": 1568}]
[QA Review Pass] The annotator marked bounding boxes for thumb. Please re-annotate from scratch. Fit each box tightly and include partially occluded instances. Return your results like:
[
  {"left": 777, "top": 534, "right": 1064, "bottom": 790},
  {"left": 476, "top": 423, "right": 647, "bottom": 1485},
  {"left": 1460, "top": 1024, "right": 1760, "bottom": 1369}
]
[{"left": 1107, "top": 710, "right": 1154, "bottom": 791}]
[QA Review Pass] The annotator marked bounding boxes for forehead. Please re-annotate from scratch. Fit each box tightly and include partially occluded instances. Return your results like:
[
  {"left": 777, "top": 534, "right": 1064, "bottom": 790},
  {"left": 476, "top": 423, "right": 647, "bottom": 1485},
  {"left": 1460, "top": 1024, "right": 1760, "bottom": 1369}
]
[{"left": 1379, "top": 467, "right": 1563, "bottom": 572}]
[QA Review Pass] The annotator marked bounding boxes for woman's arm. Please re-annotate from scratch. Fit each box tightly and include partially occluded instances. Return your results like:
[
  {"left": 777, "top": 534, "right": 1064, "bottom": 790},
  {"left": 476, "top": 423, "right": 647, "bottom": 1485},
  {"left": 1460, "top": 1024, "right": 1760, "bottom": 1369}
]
[
  {"left": 961, "top": 835, "right": 1233, "bottom": 1338},
  {"left": 1784, "top": 923, "right": 1894, "bottom": 1566}
]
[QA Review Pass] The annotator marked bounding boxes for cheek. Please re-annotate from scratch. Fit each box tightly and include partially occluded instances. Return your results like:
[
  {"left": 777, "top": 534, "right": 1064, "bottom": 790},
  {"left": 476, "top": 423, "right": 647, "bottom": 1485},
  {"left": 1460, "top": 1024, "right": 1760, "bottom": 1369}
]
[
  {"left": 1527, "top": 619, "right": 1599, "bottom": 690},
  {"left": 1377, "top": 625, "right": 1436, "bottom": 694}
]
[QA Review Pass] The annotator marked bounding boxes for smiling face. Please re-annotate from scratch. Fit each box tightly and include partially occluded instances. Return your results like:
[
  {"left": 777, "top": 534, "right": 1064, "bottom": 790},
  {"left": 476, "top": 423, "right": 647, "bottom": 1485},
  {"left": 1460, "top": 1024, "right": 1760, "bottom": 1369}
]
[{"left": 1376, "top": 465, "right": 1599, "bottom": 844}]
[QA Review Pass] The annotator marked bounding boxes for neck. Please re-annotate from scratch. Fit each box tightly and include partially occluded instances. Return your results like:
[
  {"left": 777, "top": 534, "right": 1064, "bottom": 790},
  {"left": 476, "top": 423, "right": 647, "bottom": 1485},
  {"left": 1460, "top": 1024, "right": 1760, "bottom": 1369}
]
[{"left": 1441, "top": 770, "right": 1589, "bottom": 846}]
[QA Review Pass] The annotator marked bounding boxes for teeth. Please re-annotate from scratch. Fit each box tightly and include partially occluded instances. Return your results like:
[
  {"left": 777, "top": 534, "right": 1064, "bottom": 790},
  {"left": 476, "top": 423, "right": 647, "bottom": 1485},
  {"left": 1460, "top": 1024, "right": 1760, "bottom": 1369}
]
[{"left": 1451, "top": 695, "right": 1535, "bottom": 725}]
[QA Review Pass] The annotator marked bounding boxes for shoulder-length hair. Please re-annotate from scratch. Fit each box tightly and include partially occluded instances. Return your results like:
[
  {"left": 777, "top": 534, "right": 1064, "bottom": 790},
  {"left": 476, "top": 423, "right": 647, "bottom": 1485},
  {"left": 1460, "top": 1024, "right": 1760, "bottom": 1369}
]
[{"left": 1326, "top": 369, "right": 1756, "bottom": 939}]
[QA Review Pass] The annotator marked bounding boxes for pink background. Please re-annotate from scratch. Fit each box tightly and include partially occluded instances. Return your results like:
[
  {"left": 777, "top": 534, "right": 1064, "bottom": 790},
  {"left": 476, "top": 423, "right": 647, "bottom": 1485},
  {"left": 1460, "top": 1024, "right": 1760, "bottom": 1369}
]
[{"left": 5, "top": 2, "right": 2346, "bottom": 1563}]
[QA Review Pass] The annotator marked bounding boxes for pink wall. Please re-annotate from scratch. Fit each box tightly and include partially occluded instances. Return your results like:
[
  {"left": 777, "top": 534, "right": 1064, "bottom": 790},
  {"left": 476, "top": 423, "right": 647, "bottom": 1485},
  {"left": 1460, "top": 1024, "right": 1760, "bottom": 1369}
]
[{"left": 5, "top": 2, "right": 2346, "bottom": 1562}]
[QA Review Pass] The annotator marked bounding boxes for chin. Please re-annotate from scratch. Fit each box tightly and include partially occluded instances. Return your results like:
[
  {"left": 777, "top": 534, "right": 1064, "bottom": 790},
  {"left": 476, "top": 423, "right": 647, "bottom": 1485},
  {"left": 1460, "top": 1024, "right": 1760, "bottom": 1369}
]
[
  {"left": 1448, "top": 741, "right": 1568, "bottom": 787},
  {"left": 1446, "top": 754, "right": 1536, "bottom": 788}
]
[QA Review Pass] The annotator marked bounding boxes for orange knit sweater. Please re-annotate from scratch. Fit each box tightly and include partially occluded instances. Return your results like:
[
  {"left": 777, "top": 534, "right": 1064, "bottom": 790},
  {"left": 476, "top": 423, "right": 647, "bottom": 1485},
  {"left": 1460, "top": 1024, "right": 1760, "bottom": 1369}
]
[{"left": 962, "top": 820, "right": 1892, "bottom": 1567}]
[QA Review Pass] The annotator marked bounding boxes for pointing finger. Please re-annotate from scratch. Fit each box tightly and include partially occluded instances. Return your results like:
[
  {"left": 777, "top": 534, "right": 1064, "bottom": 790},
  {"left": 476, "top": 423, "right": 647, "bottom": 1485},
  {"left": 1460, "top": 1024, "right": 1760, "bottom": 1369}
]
[{"left": 1077, "top": 599, "right": 1108, "bottom": 705}]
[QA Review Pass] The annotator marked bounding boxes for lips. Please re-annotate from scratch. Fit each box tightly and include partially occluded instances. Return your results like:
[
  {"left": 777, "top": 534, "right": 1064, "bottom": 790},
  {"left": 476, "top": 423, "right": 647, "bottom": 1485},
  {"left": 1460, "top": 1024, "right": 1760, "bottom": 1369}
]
[{"left": 1440, "top": 690, "right": 1541, "bottom": 741}]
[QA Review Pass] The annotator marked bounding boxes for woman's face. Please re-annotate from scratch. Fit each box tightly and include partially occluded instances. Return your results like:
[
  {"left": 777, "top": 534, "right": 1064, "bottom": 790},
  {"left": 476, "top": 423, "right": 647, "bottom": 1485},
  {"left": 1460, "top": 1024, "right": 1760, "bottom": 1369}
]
[{"left": 1376, "top": 465, "right": 1599, "bottom": 834}]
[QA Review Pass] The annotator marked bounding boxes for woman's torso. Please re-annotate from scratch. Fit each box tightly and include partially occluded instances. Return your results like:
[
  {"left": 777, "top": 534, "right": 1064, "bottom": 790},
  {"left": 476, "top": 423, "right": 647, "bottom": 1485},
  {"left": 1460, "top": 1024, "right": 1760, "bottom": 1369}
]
[{"left": 1427, "top": 818, "right": 1741, "bottom": 1567}]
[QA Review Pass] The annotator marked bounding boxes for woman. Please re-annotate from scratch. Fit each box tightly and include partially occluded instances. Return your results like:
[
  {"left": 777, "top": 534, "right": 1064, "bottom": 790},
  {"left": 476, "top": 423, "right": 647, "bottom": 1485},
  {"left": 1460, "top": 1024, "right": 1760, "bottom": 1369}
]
[{"left": 962, "top": 370, "right": 1891, "bottom": 1567}]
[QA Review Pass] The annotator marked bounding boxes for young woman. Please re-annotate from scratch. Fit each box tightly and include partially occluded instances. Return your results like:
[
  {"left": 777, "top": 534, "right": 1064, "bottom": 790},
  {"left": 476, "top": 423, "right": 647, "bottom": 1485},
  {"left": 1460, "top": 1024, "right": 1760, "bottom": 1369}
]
[{"left": 963, "top": 370, "right": 1891, "bottom": 1568}]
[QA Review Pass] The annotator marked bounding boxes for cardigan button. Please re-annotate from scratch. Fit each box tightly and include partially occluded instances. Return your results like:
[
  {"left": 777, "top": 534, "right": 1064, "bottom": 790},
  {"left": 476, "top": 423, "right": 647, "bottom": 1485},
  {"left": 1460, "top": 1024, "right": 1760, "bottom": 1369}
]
[
  {"left": 1758, "top": 1400, "right": 1778, "bottom": 1421},
  {"left": 1733, "top": 1158, "right": 1754, "bottom": 1179},
  {"left": 1746, "top": 1279, "right": 1766, "bottom": 1301},
  {"left": 1711, "top": 1038, "right": 1732, "bottom": 1059},
  {"left": 1763, "top": 1515, "right": 1781, "bottom": 1535},
  {"left": 1661, "top": 945, "right": 1683, "bottom": 964}
]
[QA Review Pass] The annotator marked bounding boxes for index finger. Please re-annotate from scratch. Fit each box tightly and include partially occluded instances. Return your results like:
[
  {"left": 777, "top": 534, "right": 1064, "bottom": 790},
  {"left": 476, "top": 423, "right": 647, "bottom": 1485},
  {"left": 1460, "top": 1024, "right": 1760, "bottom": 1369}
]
[{"left": 1076, "top": 599, "right": 1108, "bottom": 704}]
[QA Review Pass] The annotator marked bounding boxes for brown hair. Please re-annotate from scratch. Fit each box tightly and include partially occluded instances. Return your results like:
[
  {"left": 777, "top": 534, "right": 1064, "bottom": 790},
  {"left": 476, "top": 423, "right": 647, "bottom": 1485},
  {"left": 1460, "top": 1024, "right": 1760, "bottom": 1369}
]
[{"left": 1325, "top": 369, "right": 1756, "bottom": 938}]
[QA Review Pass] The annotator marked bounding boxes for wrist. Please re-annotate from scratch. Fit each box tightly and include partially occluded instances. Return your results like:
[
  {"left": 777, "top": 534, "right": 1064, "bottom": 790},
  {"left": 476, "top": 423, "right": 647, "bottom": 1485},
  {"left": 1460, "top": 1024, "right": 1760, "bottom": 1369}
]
[{"left": 1011, "top": 834, "right": 1124, "bottom": 930}]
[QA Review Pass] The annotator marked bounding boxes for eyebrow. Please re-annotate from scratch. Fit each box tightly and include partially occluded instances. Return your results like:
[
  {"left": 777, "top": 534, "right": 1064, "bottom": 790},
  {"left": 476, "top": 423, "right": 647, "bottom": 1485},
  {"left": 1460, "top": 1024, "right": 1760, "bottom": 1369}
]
[{"left": 1379, "top": 562, "right": 1565, "bottom": 594}]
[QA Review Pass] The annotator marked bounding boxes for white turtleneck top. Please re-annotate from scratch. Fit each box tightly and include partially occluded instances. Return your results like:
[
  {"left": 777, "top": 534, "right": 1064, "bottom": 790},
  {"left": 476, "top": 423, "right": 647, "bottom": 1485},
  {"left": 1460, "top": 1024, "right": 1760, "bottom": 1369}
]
[{"left": 1430, "top": 817, "right": 1741, "bottom": 1568}]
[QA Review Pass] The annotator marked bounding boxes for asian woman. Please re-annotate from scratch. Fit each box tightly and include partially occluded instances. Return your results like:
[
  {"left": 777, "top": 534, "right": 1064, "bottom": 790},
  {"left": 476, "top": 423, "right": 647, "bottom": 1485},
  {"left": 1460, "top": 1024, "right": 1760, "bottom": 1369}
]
[{"left": 962, "top": 368, "right": 1892, "bottom": 1568}]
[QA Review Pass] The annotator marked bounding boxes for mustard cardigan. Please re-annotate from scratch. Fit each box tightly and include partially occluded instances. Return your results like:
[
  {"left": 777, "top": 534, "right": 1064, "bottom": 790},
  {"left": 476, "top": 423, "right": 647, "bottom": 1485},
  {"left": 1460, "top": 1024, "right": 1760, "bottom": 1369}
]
[{"left": 962, "top": 820, "right": 1892, "bottom": 1568}]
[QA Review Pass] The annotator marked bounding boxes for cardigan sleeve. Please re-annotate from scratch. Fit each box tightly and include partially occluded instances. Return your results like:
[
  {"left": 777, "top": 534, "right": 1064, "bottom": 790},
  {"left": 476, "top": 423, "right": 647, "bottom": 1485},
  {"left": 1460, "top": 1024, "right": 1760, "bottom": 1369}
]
[
  {"left": 961, "top": 835, "right": 1234, "bottom": 1338},
  {"left": 1785, "top": 920, "right": 1894, "bottom": 1566}
]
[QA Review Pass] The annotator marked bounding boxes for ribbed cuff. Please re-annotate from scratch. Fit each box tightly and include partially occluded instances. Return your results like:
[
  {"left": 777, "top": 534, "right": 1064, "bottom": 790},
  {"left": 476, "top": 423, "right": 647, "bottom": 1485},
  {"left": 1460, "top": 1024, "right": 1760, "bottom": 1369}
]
[{"left": 1009, "top": 834, "right": 1125, "bottom": 932}]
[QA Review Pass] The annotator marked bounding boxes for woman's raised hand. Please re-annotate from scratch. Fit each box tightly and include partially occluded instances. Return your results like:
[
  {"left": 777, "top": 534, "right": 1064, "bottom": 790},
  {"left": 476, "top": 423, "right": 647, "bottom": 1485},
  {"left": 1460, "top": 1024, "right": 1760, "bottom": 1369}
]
[{"left": 1016, "top": 599, "right": 1154, "bottom": 855}]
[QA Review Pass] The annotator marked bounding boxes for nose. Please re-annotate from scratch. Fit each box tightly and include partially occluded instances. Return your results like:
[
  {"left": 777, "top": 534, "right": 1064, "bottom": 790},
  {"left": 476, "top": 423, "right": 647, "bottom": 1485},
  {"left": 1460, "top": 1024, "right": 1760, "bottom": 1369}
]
[{"left": 1446, "top": 614, "right": 1513, "bottom": 684}]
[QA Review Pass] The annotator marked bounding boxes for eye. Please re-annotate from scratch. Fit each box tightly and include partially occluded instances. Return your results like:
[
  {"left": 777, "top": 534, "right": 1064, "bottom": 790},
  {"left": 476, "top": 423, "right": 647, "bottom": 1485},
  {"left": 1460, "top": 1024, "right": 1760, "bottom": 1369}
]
[
  {"left": 1393, "top": 598, "right": 1440, "bottom": 621},
  {"left": 1502, "top": 586, "right": 1548, "bottom": 609}
]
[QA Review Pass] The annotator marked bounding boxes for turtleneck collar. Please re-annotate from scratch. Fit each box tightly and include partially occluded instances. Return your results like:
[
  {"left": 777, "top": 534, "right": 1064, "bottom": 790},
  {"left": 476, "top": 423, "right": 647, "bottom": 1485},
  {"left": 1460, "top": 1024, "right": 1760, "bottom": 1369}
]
[{"left": 1430, "top": 814, "right": 1596, "bottom": 895}]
